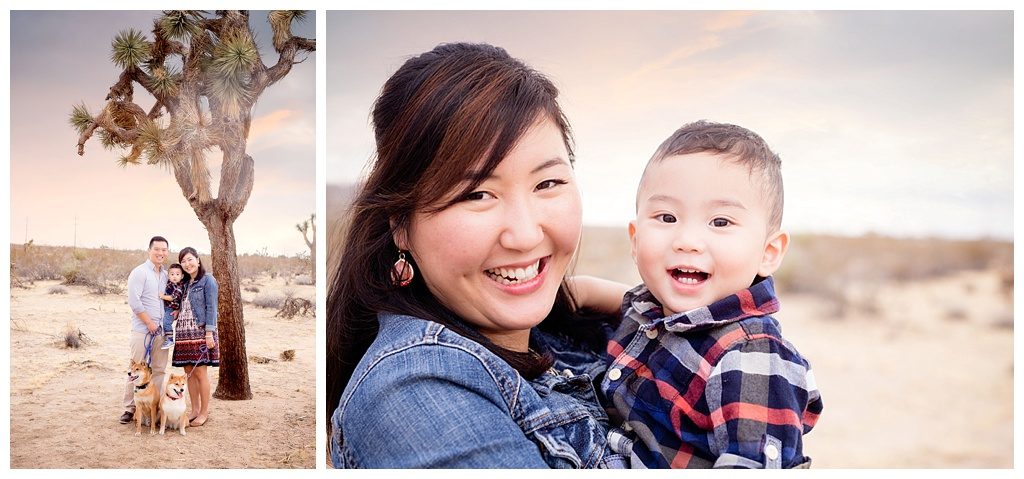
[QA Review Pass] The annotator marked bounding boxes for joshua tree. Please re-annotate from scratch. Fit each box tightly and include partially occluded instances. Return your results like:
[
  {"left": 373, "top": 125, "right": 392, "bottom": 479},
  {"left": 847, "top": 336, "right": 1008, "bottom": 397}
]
[
  {"left": 70, "top": 10, "right": 315, "bottom": 400},
  {"left": 296, "top": 213, "right": 315, "bottom": 283}
]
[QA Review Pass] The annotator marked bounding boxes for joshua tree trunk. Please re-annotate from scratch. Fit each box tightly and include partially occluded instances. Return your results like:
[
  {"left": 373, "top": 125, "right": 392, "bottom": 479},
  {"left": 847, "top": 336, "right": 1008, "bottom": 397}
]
[
  {"left": 71, "top": 10, "right": 315, "bottom": 401},
  {"left": 204, "top": 212, "right": 251, "bottom": 399}
]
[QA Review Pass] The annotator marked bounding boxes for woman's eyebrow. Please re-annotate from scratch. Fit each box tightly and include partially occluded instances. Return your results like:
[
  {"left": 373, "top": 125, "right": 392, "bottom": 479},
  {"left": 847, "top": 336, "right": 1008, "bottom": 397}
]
[
  {"left": 465, "top": 157, "right": 570, "bottom": 182},
  {"left": 531, "top": 157, "right": 570, "bottom": 174}
]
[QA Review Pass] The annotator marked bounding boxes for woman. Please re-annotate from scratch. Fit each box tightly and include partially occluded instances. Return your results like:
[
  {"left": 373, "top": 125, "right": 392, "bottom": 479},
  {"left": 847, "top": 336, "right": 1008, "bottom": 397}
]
[
  {"left": 173, "top": 246, "right": 219, "bottom": 427},
  {"left": 327, "top": 43, "right": 627, "bottom": 468}
]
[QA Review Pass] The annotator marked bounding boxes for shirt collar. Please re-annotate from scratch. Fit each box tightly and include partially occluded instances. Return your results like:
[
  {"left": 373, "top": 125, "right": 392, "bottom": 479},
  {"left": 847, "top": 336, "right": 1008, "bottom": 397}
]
[
  {"left": 145, "top": 259, "right": 164, "bottom": 274},
  {"left": 625, "top": 276, "right": 780, "bottom": 334}
]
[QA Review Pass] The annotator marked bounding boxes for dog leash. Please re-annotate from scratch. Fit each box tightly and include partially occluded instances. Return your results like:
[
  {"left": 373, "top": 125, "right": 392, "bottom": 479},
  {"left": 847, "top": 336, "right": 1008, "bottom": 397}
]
[
  {"left": 143, "top": 331, "right": 159, "bottom": 366},
  {"left": 185, "top": 339, "right": 219, "bottom": 381}
]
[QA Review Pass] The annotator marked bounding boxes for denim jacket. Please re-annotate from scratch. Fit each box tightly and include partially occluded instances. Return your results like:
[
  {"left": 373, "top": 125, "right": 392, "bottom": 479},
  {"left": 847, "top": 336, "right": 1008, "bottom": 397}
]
[
  {"left": 331, "top": 313, "right": 627, "bottom": 469},
  {"left": 184, "top": 274, "right": 218, "bottom": 332}
]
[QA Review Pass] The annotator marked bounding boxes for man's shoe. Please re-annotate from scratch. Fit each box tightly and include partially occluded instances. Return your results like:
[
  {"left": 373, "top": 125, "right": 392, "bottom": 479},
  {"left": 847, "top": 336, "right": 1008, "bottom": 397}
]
[
  {"left": 119, "top": 411, "right": 134, "bottom": 424},
  {"left": 160, "top": 337, "right": 174, "bottom": 350}
]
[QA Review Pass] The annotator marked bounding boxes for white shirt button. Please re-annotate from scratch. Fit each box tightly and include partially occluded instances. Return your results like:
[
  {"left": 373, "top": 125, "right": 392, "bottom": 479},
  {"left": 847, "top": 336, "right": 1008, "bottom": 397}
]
[
  {"left": 764, "top": 443, "right": 780, "bottom": 460},
  {"left": 607, "top": 368, "right": 622, "bottom": 381},
  {"left": 644, "top": 328, "right": 658, "bottom": 339}
]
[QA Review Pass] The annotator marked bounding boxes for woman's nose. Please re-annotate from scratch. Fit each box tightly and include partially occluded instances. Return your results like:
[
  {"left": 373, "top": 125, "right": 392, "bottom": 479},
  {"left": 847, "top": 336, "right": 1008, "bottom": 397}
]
[{"left": 498, "top": 199, "right": 544, "bottom": 252}]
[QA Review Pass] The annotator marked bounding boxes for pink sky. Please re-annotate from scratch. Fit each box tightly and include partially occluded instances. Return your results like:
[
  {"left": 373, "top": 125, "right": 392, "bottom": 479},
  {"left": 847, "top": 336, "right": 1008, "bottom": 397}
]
[{"left": 9, "top": 11, "right": 316, "bottom": 256}]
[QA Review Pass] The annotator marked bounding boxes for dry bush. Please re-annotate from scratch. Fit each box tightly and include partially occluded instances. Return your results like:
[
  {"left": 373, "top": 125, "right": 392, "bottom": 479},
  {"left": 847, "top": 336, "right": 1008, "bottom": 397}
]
[
  {"left": 250, "top": 355, "right": 276, "bottom": 364},
  {"left": 276, "top": 297, "right": 313, "bottom": 319},
  {"left": 59, "top": 320, "right": 92, "bottom": 349},
  {"left": 47, "top": 285, "right": 69, "bottom": 295},
  {"left": 238, "top": 251, "right": 308, "bottom": 281},
  {"left": 292, "top": 274, "right": 314, "bottom": 286},
  {"left": 244, "top": 285, "right": 260, "bottom": 293},
  {"left": 252, "top": 292, "right": 286, "bottom": 309},
  {"left": 280, "top": 349, "right": 296, "bottom": 361},
  {"left": 88, "top": 282, "right": 125, "bottom": 295}
]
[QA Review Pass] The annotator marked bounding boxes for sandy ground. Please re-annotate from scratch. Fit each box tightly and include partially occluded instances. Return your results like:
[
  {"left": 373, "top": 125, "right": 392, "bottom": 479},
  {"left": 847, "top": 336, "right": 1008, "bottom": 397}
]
[
  {"left": 9, "top": 277, "right": 315, "bottom": 469},
  {"left": 780, "top": 269, "right": 1013, "bottom": 468}
]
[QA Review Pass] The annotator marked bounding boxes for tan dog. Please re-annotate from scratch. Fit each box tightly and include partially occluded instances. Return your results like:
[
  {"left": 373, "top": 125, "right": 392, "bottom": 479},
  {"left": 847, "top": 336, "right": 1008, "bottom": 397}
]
[
  {"left": 160, "top": 372, "right": 188, "bottom": 436},
  {"left": 128, "top": 359, "right": 159, "bottom": 436}
]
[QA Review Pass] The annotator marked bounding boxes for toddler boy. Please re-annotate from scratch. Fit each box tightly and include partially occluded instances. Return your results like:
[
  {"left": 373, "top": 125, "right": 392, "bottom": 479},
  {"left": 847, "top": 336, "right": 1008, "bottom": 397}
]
[
  {"left": 602, "top": 120, "right": 822, "bottom": 468},
  {"left": 159, "top": 264, "right": 185, "bottom": 350}
]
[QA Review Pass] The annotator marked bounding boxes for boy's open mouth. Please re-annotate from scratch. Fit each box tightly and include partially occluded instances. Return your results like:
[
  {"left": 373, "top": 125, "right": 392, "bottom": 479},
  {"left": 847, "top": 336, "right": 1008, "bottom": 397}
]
[
  {"left": 670, "top": 268, "right": 709, "bottom": 284},
  {"left": 485, "top": 258, "right": 545, "bottom": 285}
]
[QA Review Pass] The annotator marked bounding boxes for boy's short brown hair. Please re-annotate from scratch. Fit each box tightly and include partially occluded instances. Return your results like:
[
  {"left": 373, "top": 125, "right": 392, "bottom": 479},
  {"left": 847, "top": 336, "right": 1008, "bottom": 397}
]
[{"left": 647, "top": 120, "right": 784, "bottom": 231}]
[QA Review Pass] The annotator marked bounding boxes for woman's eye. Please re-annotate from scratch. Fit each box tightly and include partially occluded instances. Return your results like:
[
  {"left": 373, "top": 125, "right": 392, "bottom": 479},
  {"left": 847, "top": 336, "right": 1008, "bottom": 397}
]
[
  {"left": 536, "top": 179, "right": 567, "bottom": 191},
  {"left": 711, "top": 218, "right": 732, "bottom": 227},
  {"left": 657, "top": 213, "right": 677, "bottom": 223},
  {"left": 462, "top": 191, "right": 493, "bottom": 201}
]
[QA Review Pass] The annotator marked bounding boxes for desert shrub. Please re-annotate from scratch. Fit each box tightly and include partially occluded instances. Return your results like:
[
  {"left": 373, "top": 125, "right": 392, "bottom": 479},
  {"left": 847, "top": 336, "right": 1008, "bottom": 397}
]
[
  {"left": 276, "top": 297, "right": 313, "bottom": 319},
  {"left": 293, "top": 274, "right": 314, "bottom": 286},
  {"left": 88, "top": 282, "right": 125, "bottom": 295},
  {"left": 244, "top": 285, "right": 260, "bottom": 293},
  {"left": 280, "top": 349, "right": 296, "bottom": 361},
  {"left": 250, "top": 355, "right": 276, "bottom": 364},
  {"left": 59, "top": 320, "right": 92, "bottom": 349},
  {"left": 48, "top": 285, "right": 69, "bottom": 295},
  {"left": 252, "top": 292, "right": 286, "bottom": 309}
]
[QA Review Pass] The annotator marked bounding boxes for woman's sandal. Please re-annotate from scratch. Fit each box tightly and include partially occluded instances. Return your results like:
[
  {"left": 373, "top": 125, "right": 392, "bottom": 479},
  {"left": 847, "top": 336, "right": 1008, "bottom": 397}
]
[{"left": 190, "top": 416, "right": 208, "bottom": 427}]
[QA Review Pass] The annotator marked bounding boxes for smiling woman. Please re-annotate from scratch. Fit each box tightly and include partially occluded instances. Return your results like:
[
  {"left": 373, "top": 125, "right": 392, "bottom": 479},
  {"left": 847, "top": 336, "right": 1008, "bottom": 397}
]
[{"left": 326, "top": 42, "right": 625, "bottom": 468}]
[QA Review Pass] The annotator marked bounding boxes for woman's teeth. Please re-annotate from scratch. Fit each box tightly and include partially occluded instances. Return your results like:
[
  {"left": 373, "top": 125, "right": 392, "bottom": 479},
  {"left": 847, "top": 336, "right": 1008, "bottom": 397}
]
[{"left": 486, "top": 261, "right": 540, "bottom": 284}]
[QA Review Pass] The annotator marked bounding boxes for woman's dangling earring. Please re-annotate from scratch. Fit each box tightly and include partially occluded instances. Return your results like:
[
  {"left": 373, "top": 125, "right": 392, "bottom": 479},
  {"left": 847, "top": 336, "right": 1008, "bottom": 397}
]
[{"left": 391, "top": 251, "right": 414, "bottom": 287}]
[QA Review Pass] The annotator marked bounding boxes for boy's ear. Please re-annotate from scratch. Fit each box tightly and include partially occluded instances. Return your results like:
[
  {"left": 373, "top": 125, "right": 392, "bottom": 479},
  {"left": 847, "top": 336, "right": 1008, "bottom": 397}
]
[
  {"left": 628, "top": 221, "right": 639, "bottom": 265},
  {"left": 758, "top": 230, "right": 790, "bottom": 277}
]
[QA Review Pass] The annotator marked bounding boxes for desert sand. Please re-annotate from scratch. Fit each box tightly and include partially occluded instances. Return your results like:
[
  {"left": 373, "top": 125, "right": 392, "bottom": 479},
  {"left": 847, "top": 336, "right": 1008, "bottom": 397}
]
[
  {"left": 9, "top": 276, "right": 315, "bottom": 469},
  {"left": 780, "top": 269, "right": 1013, "bottom": 468}
]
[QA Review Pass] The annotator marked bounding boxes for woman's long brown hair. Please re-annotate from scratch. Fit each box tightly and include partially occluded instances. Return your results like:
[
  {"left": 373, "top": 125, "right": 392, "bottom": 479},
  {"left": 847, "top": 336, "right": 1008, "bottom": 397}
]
[{"left": 326, "top": 43, "right": 605, "bottom": 435}]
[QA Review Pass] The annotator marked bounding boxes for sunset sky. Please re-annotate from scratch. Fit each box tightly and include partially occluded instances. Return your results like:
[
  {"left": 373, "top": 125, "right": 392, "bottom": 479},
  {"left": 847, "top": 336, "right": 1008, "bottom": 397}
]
[
  {"left": 327, "top": 10, "right": 1012, "bottom": 240},
  {"left": 9, "top": 11, "right": 316, "bottom": 256}
]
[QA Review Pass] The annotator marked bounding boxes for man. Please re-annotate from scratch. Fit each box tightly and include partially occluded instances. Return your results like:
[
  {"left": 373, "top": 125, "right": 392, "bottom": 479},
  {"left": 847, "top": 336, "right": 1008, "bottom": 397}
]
[{"left": 120, "top": 236, "right": 171, "bottom": 424}]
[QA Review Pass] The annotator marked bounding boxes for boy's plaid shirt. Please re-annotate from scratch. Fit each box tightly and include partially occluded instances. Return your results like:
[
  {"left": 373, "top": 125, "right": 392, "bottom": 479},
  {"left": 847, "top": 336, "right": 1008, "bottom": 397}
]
[
  {"left": 164, "top": 281, "right": 184, "bottom": 311},
  {"left": 601, "top": 276, "right": 822, "bottom": 468}
]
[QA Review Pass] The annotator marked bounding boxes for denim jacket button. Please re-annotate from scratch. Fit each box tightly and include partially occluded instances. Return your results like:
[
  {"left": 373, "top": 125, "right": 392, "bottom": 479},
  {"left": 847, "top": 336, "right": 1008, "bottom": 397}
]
[
  {"left": 607, "top": 368, "right": 621, "bottom": 381},
  {"left": 644, "top": 328, "right": 658, "bottom": 339},
  {"left": 764, "top": 443, "right": 780, "bottom": 460},
  {"left": 562, "top": 369, "right": 574, "bottom": 378}
]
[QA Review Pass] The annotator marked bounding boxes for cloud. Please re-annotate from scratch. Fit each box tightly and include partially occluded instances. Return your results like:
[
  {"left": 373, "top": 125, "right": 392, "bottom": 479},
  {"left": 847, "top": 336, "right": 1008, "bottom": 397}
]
[{"left": 249, "top": 109, "right": 296, "bottom": 140}]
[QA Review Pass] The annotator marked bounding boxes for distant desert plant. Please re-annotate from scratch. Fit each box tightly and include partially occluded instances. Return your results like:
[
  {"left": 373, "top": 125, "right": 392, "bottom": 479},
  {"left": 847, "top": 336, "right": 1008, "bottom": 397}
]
[
  {"left": 252, "top": 292, "right": 287, "bottom": 309},
  {"left": 47, "top": 285, "right": 69, "bottom": 295},
  {"left": 292, "top": 274, "right": 314, "bottom": 286},
  {"left": 296, "top": 213, "right": 315, "bottom": 283},
  {"left": 59, "top": 320, "right": 92, "bottom": 349},
  {"left": 276, "top": 297, "right": 313, "bottom": 319},
  {"left": 244, "top": 285, "right": 260, "bottom": 293},
  {"left": 238, "top": 252, "right": 308, "bottom": 281},
  {"left": 280, "top": 349, "right": 296, "bottom": 361}
]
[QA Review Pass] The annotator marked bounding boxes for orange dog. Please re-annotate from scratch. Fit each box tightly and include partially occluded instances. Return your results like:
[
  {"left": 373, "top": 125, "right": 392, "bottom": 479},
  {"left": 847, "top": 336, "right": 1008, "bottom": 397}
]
[
  {"left": 160, "top": 373, "right": 188, "bottom": 436},
  {"left": 128, "top": 360, "right": 159, "bottom": 436}
]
